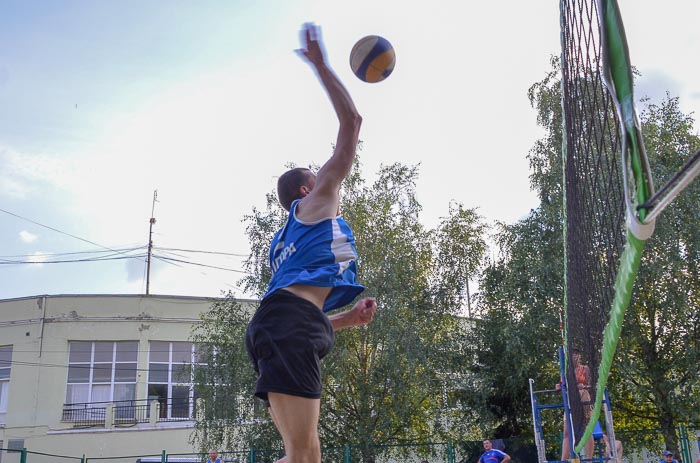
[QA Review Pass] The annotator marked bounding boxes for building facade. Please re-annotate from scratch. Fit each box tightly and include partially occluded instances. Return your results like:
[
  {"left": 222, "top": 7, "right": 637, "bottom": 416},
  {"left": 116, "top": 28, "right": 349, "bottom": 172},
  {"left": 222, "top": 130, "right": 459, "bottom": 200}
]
[{"left": 0, "top": 294, "right": 255, "bottom": 461}]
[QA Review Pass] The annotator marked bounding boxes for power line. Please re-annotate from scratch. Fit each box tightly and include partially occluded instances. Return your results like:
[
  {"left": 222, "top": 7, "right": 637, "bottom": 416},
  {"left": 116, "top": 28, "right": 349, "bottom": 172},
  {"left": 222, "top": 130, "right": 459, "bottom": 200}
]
[
  {"left": 0, "top": 246, "right": 146, "bottom": 259},
  {"left": 5, "top": 349, "right": 182, "bottom": 354},
  {"left": 0, "top": 206, "right": 250, "bottom": 291},
  {"left": 0, "top": 207, "right": 133, "bottom": 255},
  {"left": 4, "top": 359, "right": 205, "bottom": 373},
  {"left": 153, "top": 255, "right": 250, "bottom": 273},
  {"left": 150, "top": 256, "right": 245, "bottom": 293},
  {"left": 0, "top": 254, "right": 147, "bottom": 265},
  {"left": 154, "top": 247, "right": 249, "bottom": 257}
]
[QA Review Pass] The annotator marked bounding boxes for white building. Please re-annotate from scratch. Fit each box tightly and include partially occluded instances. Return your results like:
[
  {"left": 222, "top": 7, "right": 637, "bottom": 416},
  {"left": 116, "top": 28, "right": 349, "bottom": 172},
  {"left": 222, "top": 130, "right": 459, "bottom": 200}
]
[{"left": 0, "top": 294, "right": 255, "bottom": 462}]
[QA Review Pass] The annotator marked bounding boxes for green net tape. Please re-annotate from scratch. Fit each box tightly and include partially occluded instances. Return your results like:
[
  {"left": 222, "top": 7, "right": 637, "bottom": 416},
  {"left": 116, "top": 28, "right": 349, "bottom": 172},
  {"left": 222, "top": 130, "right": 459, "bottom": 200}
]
[{"left": 573, "top": 0, "right": 652, "bottom": 453}]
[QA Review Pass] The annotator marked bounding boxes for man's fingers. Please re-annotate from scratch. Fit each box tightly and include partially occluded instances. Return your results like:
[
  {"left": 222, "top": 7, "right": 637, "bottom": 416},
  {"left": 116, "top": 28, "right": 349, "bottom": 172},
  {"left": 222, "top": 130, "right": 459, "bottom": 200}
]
[
  {"left": 309, "top": 24, "right": 321, "bottom": 42},
  {"left": 299, "top": 22, "right": 318, "bottom": 47}
]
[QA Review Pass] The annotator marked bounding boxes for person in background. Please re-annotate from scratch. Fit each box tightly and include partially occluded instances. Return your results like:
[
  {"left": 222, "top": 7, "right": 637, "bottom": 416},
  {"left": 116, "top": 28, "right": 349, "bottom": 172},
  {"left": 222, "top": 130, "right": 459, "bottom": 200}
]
[
  {"left": 661, "top": 450, "right": 678, "bottom": 463},
  {"left": 207, "top": 449, "right": 222, "bottom": 463},
  {"left": 477, "top": 439, "right": 511, "bottom": 463},
  {"left": 603, "top": 434, "right": 624, "bottom": 463},
  {"left": 559, "top": 348, "right": 595, "bottom": 460}
]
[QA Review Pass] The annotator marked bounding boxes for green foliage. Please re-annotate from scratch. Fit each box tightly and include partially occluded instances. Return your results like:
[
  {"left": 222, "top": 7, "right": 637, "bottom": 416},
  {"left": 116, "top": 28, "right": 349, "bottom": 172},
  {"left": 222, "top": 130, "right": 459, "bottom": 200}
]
[
  {"left": 466, "top": 209, "right": 564, "bottom": 437},
  {"left": 611, "top": 95, "right": 700, "bottom": 451},
  {"left": 461, "top": 58, "right": 566, "bottom": 438},
  {"left": 191, "top": 59, "right": 700, "bottom": 457},
  {"left": 240, "top": 190, "right": 287, "bottom": 299},
  {"left": 473, "top": 57, "right": 700, "bottom": 452},
  {"left": 192, "top": 154, "right": 489, "bottom": 459},
  {"left": 527, "top": 56, "right": 564, "bottom": 208},
  {"left": 190, "top": 294, "right": 278, "bottom": 453}
]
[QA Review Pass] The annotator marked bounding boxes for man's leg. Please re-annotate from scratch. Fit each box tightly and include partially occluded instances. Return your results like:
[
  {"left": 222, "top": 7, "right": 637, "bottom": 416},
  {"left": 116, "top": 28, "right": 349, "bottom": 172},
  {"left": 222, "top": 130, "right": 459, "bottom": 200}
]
[
  {"left": 267, "top": 406, "right": 288, "bottom": 463},
  {"left": 561, "top": 416, "right": 571, "bottom": 461},
  {"left": 584, "top": 435, "right": 594, "bottom": 461},
  {"left": 268, "top": 392, "right": 321, "bottom": 463}
]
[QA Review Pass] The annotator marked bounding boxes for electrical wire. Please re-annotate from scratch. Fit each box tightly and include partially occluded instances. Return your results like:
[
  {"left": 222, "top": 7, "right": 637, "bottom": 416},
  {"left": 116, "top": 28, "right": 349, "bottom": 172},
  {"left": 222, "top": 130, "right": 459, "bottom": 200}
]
[
  {"left": 154, "top": 247, "right": 248, "bottom": 257},
  {"left": 152, "top": 255, "right": 250, "bottom": 274},
  {"left": 0, "top": 207, "right": 132, "bottom": 255},
  {"left": 0, "top": 246, "right": 146, "bottom": 259},
  {"left": 152, "top": 256, "right": 245, "bottom": 292},
  {"left": 0, "top": 207, "right": 251, "bottom": 291},
  {"left": 3, "top": 359, "right": 204, "bottom": 373},
  {"left": 0, "top": 254, "right": 148, "bottom": 265}
]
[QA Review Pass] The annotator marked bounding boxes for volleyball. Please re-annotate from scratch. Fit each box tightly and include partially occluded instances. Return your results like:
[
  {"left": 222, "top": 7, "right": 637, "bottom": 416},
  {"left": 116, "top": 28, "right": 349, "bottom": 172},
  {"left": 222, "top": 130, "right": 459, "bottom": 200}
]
[{"left": 349, "top": 35, "right": 395, "bottom": 83}]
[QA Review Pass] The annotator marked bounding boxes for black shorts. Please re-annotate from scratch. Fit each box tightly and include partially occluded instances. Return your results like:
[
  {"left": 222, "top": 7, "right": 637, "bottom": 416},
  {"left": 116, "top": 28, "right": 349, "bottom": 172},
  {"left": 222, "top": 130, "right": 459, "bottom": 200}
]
[{"left": 245, "top": 289, "right": 335, "bottom": 402}]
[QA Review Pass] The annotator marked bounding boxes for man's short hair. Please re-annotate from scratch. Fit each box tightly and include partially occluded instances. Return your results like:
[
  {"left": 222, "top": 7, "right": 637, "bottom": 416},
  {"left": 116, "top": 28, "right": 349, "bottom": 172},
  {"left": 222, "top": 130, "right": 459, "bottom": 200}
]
[{"left": 277, "top": 167, "right": 312, "bottom": 211}]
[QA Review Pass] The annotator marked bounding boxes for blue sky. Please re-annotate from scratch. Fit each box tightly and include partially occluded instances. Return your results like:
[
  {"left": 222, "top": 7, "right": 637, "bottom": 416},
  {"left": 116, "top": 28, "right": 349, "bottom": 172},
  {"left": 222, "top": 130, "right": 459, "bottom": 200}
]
[{"left": 1, "top": 0, "right": 698, "bottom": 300}]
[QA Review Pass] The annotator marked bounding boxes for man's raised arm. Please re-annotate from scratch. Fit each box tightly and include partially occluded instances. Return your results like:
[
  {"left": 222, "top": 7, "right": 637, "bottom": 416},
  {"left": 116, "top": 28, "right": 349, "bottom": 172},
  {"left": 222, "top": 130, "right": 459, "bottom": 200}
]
[{"left": 296, "top": 23, "right": 362, "bottom": 208}]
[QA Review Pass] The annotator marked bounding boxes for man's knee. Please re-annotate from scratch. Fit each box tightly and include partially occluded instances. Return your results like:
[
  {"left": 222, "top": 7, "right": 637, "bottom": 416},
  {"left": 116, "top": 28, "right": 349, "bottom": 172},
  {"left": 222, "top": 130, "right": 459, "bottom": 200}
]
[
  {"left": 286, "top": 431, "right": 320, "bottom": 453},
  {"left": 285, "top": 441, "right": 321, "bottom": 463}
]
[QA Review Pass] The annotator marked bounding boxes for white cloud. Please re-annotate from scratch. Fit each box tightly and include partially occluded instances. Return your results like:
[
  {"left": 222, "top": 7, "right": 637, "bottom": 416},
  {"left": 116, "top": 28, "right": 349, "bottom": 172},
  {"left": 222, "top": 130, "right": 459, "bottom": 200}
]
[
  {"left": 19, "top": 230, "right": 38, "bottom": 243},
  {"left": 0, "top": 144, "right": 81, "bottom": 200},
  {"left": 0, "top": 175, "right": 29, "bottom": 199}
]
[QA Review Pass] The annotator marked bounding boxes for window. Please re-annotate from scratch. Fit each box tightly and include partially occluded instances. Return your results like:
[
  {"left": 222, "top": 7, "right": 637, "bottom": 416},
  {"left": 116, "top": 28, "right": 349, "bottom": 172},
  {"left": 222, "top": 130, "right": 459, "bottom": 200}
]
[
  {"left": 148, "top": 342, "right": 204, "bottom": 420},
  {"left": 7, "top": 439, "right": 23, "bottom": 452},
  {"left": 65, "top": 341, "right": 138, "bottom": 408},
  {"left": 0, "top": 345, "right": 12, "bottom": 424}
]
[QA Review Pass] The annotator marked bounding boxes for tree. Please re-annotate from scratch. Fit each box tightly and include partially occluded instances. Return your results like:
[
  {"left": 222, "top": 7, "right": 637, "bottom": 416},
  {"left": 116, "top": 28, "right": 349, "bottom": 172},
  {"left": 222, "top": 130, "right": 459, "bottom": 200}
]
[
  {"left": 611, "top": 95, "right": 700, "bottom": 452},
  {"left": 472, "top": 57, "right": 700, "bottom": 453},
  {"left": 190, "top": 295, "right": 282, "bottom": 457},
  {"left": 192, "top": 156, "right": 490, "bottom": 462},
  {"left": 458, "top": 59, "right": 565, "bottom": 438}
]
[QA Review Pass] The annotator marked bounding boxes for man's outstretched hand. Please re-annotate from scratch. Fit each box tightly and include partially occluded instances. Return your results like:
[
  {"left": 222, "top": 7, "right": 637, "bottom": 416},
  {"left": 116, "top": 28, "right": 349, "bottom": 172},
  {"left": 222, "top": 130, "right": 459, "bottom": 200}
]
[{"left": 296, "top": 22, "right": 326, "bottom": 68}]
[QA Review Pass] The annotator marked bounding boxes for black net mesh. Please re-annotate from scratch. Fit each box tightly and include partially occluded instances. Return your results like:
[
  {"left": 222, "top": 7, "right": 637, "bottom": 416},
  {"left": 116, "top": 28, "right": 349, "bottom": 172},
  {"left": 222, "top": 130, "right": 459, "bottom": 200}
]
[{"left": 560, "top": 0, "right": 627, "bottom": 448}]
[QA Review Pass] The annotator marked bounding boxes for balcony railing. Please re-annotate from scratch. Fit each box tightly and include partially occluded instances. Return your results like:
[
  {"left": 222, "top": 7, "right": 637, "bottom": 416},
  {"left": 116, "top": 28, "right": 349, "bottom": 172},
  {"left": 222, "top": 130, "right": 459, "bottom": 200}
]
[
  {"left": 62, "top": 402, "right": 107, "bottom": 427},
  {"left": 62, "top": 398, "right": 196, "bottom": 428}
]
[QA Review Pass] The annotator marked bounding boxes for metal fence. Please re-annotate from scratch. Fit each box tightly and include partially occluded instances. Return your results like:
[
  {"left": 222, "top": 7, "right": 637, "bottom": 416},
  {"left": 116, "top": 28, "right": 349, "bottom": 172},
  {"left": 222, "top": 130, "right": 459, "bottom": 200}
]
[
  {"left": 62, "top": 398, "right": 197, "bottom": 428},
  {"left": 1, "top": 426, "right": 697, "bottom": 463},
  {"left": 61, "top": 403, "right": 107, "bottom": 428}
]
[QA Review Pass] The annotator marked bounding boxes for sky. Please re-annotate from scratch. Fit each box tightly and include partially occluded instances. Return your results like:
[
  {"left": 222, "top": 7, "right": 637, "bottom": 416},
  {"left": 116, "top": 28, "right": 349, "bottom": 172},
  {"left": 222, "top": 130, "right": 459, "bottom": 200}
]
[{"left": 1, "top": 0, "right": 699, "bottom": 301}]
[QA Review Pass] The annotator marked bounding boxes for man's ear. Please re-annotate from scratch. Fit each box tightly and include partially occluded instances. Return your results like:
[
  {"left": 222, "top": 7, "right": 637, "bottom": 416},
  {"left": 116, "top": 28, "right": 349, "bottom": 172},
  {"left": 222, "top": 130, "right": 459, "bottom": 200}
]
[{"left": 300, "top": 185, "right": 311, "bottom": 196}]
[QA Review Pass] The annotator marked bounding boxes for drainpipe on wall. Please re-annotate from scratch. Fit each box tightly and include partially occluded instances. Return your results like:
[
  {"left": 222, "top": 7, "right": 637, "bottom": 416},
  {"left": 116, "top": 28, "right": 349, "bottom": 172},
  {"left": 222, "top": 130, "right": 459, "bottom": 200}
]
[{"left": 38, "top": 295, "right": 48, "bottom": 357}]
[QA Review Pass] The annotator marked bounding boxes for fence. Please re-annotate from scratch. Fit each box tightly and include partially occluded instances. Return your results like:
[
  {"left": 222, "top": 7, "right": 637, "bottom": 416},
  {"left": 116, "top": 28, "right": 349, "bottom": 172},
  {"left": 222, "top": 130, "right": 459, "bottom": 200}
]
[
  {"left": 62, "top": 398, "right": 197, "bottom": 429},
  {"left": 0, "top": 426, "right": 697, "bottom": 463}
]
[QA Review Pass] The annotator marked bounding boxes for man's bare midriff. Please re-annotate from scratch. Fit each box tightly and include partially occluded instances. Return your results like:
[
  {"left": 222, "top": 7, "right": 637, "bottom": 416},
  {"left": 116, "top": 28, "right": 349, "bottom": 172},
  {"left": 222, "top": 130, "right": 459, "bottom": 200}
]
[{"left": 283, "top": 284, "right": 331, "bottom": 311}]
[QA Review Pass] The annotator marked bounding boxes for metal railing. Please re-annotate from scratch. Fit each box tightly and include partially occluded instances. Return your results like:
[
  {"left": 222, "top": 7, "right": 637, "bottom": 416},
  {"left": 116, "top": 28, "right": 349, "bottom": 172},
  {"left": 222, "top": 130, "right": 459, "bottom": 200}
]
[
  {"left": 113, "top": 400, "right": 150, "bottom": 424},
  {"left": 61, "top": 403, "right": 107, "bottom": 427},
  {"left": 62, "top": 397, "right": 198, "bottom": 427}
]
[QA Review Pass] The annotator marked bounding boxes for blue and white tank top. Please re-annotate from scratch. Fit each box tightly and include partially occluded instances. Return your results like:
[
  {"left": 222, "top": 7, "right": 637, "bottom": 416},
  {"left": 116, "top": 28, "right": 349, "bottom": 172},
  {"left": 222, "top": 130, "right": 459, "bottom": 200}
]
[{"left": 263, "top": 199, "right": 365, "bottom": 312}]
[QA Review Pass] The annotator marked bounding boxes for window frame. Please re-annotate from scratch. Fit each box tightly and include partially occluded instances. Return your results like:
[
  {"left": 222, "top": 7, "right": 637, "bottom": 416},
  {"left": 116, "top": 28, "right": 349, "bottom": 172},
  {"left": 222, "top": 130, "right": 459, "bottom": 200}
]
[
  {"left": 0, "top": 345, "right": 12, "bottom": 423},
  {"left": 65, "top": 341, "right": 138, "bottom": 406},
  {"left": 147, "top": 341, "right": 204, "bottom": 420}
]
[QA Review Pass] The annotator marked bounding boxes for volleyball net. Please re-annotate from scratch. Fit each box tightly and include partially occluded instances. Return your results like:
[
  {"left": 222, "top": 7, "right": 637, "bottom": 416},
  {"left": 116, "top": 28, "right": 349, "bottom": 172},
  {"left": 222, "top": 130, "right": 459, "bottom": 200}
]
[{"left": 559, "top": 0, "right": 700, "bottom": 456}]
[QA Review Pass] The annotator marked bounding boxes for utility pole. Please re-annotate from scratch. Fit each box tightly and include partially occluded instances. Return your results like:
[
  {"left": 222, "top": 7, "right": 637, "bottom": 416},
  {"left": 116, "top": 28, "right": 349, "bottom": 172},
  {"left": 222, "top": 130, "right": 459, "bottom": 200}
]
[{"left": 146, "top": 190, "right": 158, "bottom": 295}]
